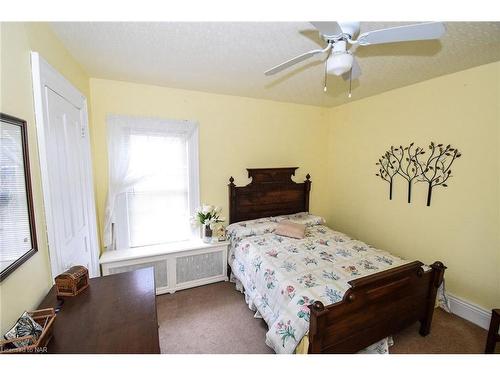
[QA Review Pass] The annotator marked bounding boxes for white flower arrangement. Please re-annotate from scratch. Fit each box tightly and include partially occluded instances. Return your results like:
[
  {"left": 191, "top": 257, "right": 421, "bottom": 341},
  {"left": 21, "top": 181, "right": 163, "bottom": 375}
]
[{"left": 191, "top": 204, "right": 225, "bottom": 229}]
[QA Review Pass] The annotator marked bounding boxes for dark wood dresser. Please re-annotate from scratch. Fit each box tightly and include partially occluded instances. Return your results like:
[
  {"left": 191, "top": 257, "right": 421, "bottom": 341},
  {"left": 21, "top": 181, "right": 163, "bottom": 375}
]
[{"left": 38, "top": 267, "right": 160, "bottom": 353}]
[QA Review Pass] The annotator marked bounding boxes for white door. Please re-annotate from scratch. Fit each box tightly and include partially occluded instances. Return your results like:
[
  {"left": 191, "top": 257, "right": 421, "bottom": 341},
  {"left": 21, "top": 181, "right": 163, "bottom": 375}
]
[{"left": 31, "top": 52, "right": 100, "bottom": 279}]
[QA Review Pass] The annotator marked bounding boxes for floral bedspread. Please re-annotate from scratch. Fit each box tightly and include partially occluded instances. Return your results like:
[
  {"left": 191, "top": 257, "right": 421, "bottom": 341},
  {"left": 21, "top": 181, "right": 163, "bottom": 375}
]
[{"left": 227, "top": 213, "right": 411, "bottom": 354}]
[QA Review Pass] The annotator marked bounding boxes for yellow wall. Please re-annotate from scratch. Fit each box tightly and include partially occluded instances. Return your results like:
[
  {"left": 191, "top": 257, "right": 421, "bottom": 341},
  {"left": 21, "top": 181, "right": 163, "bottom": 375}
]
[
  {"left": 0, "top": 22, "right": 91, "bottom": 332},
  {"left": 1, "top": 21, "right": 498, "bottom": 335},
  {"left": 89, "top": 78, "right": 330, "bottom": 243},
  {"left": 327, "top": 61, "right": 500, "bottom": 309}
]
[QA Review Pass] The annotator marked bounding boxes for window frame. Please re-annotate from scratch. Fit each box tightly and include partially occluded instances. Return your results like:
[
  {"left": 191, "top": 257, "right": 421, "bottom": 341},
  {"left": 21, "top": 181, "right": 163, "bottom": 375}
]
[
  {"left": 0, "top": 113, "right": 38, "bottom": 281},
  {"left": 112, "top": 121, "right": 199, "bottom": 250}
]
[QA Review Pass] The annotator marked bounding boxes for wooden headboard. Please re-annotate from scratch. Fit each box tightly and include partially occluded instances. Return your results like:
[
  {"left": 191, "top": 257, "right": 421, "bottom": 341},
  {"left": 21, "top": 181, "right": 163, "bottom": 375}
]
[{"left": 228, "top": 167, "right": 311, "bottom": 224}]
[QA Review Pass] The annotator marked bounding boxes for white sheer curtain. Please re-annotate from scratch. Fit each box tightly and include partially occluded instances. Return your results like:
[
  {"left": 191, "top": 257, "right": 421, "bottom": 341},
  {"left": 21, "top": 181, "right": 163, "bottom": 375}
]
[{"left": 104, "top": 115, "right": 199, "bottom": 250}]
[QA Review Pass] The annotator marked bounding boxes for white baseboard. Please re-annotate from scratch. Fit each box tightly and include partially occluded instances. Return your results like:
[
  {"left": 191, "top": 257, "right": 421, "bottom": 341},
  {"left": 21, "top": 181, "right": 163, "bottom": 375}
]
[{"left": 446, "top": 293, "right": 492, "bottom": 330}]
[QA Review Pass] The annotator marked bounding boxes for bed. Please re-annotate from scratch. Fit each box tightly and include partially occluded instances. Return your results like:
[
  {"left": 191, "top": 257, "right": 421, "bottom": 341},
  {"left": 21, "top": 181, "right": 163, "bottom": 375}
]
[{"left": 227, "top": 167, "right": 446, "bottom": 354}]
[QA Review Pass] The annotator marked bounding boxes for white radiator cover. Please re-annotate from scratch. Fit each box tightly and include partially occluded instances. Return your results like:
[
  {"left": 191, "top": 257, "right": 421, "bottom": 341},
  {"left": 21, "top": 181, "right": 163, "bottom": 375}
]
[
  {"left": 176, "top": 251, "right": 223, "bottom": 284},
  {"left": 100, "top": 240, "right": 228, "bottom": 294}
]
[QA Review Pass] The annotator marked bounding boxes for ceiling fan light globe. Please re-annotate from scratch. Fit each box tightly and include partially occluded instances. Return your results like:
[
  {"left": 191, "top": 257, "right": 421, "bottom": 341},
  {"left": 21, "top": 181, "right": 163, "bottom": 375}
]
[{"left": 327, "top": 53, "right": 353, "bottom": 76}]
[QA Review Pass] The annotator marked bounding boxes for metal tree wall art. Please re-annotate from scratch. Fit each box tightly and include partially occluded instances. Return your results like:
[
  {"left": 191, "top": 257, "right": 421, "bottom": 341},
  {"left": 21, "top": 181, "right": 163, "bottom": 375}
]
[
  {"left": 375, "top": 150, "right": 399, "bottom": 200},
  {"left": 388, "top": 143, "right": 423, "bottom": 203},
  {"left": 375, "top": 141, "right": 461, "bottom": 206},
  {"left": 415, "top": 142, "right": 461, "bottom": 206}
]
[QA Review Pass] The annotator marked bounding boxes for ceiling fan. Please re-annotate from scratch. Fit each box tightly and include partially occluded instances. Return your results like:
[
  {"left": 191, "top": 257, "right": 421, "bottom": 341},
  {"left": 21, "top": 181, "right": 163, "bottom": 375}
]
[{"left": 264, "top": 22, "right": 446, "bottom": 97}]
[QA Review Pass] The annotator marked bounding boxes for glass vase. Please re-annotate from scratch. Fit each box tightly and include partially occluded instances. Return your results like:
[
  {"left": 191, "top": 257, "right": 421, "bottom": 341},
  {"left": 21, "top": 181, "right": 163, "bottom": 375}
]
[{"left": 203, "top": 225, "right": 213, "bottom": 243}]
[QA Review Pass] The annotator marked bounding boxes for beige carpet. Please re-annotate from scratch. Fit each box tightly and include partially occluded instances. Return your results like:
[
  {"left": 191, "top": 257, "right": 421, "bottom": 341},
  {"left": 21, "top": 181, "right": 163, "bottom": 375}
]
[{"left": 157, "top": 281, "right": 493, "bottom": 354}]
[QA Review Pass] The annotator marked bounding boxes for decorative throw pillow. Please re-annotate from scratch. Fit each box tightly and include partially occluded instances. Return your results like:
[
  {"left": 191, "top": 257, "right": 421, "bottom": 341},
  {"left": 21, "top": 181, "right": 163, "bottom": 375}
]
[
  {"left": 4, "top": 311, "right": 43, "bottom": 348},
  {"left": 275, "top": 220, "right": 306, "bottom": 239}
]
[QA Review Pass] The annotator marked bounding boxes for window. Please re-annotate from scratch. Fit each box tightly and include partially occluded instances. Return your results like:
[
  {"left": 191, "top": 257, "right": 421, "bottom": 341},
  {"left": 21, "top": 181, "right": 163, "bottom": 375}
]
[
  {"left": 0, "top": 114, "right": 37, "bottom": 280},
  {"left": 104, "top": 116, "right": 199, "bottom": 250}
]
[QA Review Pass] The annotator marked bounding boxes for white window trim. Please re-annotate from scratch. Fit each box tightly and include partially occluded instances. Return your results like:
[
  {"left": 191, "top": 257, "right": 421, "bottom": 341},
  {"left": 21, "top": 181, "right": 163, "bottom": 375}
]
[{"left": 106, "top": 115, "right": 200, "bottom": 250}]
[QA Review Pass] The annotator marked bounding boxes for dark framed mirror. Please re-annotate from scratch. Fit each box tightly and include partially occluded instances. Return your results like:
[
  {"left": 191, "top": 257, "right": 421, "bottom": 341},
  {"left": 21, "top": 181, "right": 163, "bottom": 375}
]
[{"left": 0, "top": 113, "right": 38, "bottom": 281}]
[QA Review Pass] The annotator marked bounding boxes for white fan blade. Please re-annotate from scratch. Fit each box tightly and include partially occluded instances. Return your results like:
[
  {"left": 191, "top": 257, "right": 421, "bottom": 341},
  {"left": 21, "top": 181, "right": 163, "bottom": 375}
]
[
  {"left": 264, "top": 45, "right": 331, "bottom": 76},
  {"left": 342, "top": 56, "right": 362, "bottom": 81},
  {"left": 310, "top": 21, "right": 343, "bottom": 37},
  {"left": 357, "top": 22, "right": 446, "bottom": 46}
]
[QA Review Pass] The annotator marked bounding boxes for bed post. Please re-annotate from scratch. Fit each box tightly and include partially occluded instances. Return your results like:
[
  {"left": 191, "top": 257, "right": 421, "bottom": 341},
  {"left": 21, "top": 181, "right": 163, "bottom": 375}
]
[
  {"left": 304, "top": 174, "right": 311, "bottom": 212},
  {"left": 308, "top": 301, "right": 327, "bottom": 353},
  {"left": 419, "top": 261, "right": 447, "bottom": 336},
  {"left": 228, "top": 176, "right": 236, "bottom": 224},
  {"left": 227, "top": 176, "right": 236, "bottom": 279}
]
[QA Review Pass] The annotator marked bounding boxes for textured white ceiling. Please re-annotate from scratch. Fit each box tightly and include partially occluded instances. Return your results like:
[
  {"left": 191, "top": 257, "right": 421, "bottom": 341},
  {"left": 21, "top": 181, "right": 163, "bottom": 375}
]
[{"left": 50, "top": 22, "right": 500, "bottom": 107}]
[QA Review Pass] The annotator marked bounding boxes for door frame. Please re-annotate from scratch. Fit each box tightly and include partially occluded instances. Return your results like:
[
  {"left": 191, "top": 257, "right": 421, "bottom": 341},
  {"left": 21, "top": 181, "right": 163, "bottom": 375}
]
[{"left": 30, "top": 52, "right": 100, "bottom": 279}]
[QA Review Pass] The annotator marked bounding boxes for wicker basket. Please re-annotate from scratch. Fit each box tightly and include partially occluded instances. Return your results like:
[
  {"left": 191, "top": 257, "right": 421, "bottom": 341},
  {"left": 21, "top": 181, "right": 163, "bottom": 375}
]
[{"left": 0, "top": 308, "right": 56, "bottom": 353}]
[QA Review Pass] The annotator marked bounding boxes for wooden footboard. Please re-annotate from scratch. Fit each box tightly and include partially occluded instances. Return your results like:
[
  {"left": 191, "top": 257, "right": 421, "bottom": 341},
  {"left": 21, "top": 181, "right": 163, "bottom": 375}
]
[{"left": 308, "top": 261, "right": 446, "bottom": 353}]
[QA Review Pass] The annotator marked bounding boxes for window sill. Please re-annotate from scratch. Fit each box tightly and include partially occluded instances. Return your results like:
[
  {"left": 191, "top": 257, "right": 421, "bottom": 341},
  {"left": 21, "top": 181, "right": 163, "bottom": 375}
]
[{"left": 99, "top": 238, "right": 229, "bottom": 265}]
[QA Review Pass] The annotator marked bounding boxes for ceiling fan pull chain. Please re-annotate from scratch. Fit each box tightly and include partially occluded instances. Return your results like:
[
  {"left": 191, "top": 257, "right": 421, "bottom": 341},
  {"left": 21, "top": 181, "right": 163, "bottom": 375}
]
[
  {"left": 323, "top": 43, "right": 334, "bottom": 93},
  {"left": 324, "top": 60, "right": 328, "bottom": 92},
  {"left": 348, "top": 68, "right": 352, "bottom": 98}
]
